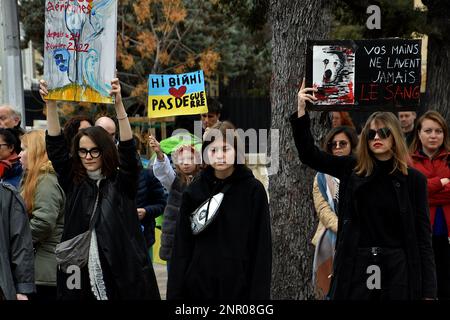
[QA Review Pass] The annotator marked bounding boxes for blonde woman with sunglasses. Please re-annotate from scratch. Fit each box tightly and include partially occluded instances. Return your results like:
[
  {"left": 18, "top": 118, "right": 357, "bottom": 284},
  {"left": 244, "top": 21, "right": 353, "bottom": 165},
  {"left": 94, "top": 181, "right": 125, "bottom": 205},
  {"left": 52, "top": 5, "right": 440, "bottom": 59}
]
[{"left": 290, "top": 81, "right": 436, "bottom": 300}]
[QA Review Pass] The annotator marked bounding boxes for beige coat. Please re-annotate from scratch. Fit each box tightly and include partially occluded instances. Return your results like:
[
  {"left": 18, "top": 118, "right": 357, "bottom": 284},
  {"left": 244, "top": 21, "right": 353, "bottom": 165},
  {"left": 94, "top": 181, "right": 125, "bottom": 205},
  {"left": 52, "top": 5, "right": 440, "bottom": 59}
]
[{"left": 311, "top": 174, "right": 338, "bottom": 246}]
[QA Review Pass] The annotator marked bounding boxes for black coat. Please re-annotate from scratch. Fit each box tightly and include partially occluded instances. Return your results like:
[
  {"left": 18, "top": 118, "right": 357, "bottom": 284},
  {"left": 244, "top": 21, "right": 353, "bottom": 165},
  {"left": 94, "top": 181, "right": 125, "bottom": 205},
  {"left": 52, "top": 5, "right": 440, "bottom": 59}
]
[
  {"left": 46, "top": 133, "right": 160, "bottom": 300},
  {"left": 0, "top": 183, "right": 35, "bottom": 300},
  {"left": 136, "top": 166, "right": 167, "bottom": 248},
  {"left": 290, "top": 113, "right": 437, "bottom": 299},
  {"left": 167, "top": 165, "right": 272, "bottom": 300},
  {"left": 159, "top": 176, "right": 185, "bottom": 261}
]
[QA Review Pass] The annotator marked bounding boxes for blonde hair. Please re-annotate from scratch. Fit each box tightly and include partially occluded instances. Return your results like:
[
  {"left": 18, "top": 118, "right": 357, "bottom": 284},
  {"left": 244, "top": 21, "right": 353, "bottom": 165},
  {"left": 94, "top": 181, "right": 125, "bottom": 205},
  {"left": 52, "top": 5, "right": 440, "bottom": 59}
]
[
  {"left": 410, "top": 110, "right": 450, "bottom": 154},
  {"left": 355, "top": 112, "right": 409, "bottom": 176},
  {"left": 20, "top": 130, "right": 54, "bottom": 214}
]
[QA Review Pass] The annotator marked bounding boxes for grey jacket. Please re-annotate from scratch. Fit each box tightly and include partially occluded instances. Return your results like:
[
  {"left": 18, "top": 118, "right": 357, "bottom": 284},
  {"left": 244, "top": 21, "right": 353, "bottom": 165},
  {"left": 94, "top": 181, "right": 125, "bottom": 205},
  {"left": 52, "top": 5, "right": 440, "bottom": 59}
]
[{"left": 0, "top": 183, "right": 35, "bottom": 300}]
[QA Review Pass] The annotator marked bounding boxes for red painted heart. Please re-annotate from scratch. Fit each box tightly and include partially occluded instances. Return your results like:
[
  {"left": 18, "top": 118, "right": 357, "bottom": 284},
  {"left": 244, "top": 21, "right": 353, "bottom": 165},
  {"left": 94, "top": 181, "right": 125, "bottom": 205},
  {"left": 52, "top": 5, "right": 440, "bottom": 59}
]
[{"left": 168, "top": 86, "right": 187, "bottom": 98}]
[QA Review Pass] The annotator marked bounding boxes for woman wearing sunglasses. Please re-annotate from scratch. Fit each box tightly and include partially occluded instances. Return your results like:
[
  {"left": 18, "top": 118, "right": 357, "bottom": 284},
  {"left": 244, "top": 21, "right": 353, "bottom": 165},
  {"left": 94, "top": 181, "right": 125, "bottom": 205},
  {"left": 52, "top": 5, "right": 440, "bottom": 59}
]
[
  {"left": 409, "top": 111, "right": 450, "bottom": 299},
  {"left": 39, "top": 79, "right": 160, "bottom": 300},
  {"left": 311, "top": 126, "right": 358, "bottom": 299},
  {"left": 291, "top": 81, "right": 436, "bottom": 300}
]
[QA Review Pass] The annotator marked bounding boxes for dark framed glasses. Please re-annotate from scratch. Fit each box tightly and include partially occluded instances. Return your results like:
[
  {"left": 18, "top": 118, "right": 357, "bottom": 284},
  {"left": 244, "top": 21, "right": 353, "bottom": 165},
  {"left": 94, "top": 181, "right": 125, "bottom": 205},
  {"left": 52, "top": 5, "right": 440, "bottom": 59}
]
[
  {"left": 78, "top": 148, "right": 102, "bottom": 159},
  {"left": 328, "top": 140, "right": 349, "bottom": 150},
  {"left": 367, "top": 127, "right": 391, "bottom": 140}
]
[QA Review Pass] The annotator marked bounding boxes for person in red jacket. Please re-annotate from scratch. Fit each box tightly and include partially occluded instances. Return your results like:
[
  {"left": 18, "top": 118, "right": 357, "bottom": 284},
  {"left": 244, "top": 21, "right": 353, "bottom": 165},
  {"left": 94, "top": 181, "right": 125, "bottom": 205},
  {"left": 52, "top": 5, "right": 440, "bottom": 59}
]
[{"left": 410, "top": 110, "right": 450, "bottom": 299}]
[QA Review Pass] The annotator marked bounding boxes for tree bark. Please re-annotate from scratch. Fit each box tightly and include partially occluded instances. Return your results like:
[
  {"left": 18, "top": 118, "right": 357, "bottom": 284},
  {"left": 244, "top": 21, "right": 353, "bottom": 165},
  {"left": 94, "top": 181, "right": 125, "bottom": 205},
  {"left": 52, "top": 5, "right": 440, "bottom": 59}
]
[
  {"left": 269, "top": 0, "right": 333, "bottom": 299},
  {"left": 423, "top": 0, "right": 450, "bottom": 123}
]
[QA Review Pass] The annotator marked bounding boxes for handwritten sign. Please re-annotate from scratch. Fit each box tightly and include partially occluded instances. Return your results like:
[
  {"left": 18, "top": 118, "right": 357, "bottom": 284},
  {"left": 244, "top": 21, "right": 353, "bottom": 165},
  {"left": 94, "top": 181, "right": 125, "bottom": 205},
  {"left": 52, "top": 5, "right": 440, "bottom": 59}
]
[
  {"left": 306, "top": 39, "right": 421, "bottom": 111},
  {"left": 43, "top": 0, "right": 118, "bottom": 104},
  {"left": 148, "top": 71, "right": 209, "bottom": 119}
]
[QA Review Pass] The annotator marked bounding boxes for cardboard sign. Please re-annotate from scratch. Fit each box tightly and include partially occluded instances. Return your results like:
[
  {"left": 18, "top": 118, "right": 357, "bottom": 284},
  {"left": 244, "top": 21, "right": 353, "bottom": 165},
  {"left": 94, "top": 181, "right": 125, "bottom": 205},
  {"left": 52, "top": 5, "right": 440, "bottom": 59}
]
[
  {"left": 305, "top": 39, "right": 422, "bottom": 111},
  {"left": 43, "top": 0, "right": 118, "bottom": 104},
  {"left": 148, "top": 71, "right": 209, "bottom": 119}
]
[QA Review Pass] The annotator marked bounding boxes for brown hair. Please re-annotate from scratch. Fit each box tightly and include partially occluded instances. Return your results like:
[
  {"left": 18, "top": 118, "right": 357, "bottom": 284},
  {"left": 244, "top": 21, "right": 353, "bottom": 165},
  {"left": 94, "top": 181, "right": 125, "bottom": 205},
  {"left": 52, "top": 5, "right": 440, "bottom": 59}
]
[
  {"left": 332, "top": 111, "right": 355, "bottom": 129},
  {"left": 355, "top": 112, "right": 409, "bottom": 176},
  {"left": 71, "top": 126, "right": 119, "bottom": 184},
  {"left": 409, "top": 110, "right": 450, "bottom": 154},
  {"left": 322, "top": 126, "right": 359, "bottom": 155},
  {"left": 63, "top": 115, "right": 93, "bottom": 148},
  {"left": 20, "top": 130, "right": 54, "bottom": 214}
]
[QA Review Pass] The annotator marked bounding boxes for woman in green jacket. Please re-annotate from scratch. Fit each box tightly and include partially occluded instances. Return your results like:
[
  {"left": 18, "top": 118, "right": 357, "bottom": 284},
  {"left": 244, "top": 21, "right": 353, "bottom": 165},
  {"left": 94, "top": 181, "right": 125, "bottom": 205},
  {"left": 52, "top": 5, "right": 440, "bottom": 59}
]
[{"left": 19, "top": 130, "right": 65, "bottom": 300}]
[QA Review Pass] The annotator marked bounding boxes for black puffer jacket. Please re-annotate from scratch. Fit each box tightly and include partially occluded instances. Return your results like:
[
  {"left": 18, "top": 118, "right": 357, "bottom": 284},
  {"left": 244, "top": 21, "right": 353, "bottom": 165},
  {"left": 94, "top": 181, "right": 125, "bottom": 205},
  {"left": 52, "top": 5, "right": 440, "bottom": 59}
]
[
  {"left": 46, "top": 133, "right": 160, "bottom": 300},
  {"left": 159, "top": 176, "right": 185, "bottom": 261},
  {"left": 290, "top": 112, "right": 437, "bottom": 299},
  {"left": 0, "top": 183, "right": 35, "bottom": 300},
  {"left": 136, "top": 167, "right": 167, "bottom": 248},
  {"left": 167, "top": 165, "right": 272, "bottom": 300}
]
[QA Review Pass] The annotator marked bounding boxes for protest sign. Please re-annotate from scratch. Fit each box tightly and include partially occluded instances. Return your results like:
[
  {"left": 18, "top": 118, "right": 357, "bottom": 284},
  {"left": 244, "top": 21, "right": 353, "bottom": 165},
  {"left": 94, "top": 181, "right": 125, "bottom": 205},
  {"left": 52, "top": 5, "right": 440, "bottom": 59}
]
[
  {"left": 43, "top": 0, "right": 118, "bottom": 104},
  {"left": 148, "top": 71, "right": 209, "bottom": 119},
  {"left": 305, "top": 39, "right": 422, "bottom": 111}
]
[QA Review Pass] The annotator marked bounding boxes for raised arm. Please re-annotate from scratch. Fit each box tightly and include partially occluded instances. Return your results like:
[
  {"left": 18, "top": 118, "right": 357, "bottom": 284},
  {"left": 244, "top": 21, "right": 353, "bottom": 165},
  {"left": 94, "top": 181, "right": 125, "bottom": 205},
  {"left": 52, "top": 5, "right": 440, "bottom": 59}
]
[
  {"left": 39, "top": 80, "right": 61, "bottom": 136},
  {"left": 290, "top": 81, "right": 354, "bottom": 179},
  {"left": 40, "top": 80, "right": 72, "bottom": 191},
  {"left": 110, "top": 78, "right": 132, "bottom": 142},
  {"left": 149, "top": 135, "right": 176, "bottom": 191}
]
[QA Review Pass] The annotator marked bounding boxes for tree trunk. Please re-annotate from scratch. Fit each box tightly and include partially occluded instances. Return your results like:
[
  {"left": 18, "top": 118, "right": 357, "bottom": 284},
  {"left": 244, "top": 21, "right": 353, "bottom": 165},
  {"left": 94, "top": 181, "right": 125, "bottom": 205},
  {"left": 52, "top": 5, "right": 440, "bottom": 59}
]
[
  {"left": 269, "top": 0, "right": 333, "bottom": 299},
  {"left": 424, "top": 0, "right": 450, "bottom": 123}
]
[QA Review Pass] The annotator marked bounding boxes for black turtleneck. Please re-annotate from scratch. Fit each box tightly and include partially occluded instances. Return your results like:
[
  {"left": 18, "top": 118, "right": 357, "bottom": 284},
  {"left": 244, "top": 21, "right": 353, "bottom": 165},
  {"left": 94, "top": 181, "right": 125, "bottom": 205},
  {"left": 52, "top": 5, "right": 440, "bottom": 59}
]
[{"left": 357, "top": 158, "right": 403, "bottom": 248}]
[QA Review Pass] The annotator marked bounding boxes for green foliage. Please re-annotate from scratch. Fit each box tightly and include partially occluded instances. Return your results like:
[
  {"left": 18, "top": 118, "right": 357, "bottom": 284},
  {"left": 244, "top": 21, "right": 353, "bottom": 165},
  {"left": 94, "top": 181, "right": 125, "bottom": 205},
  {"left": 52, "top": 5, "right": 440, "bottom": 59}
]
[{"left": 19, "top": 0, "right": 45, "bottom": 52}]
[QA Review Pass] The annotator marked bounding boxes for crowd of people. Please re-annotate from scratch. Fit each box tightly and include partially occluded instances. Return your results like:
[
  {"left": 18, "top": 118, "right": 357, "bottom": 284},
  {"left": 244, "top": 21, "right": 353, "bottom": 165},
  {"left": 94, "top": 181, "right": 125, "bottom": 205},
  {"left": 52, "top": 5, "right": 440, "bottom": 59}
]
[{"left": 0, "top": 75, "right": 448, "bottom": 301}]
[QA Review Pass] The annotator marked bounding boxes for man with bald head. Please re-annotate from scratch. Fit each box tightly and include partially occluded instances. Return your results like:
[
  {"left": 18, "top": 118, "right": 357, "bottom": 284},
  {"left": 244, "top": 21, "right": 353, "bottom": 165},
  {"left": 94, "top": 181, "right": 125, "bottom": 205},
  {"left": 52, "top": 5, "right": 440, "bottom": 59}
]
[
  {"left": 0, "top": 105, "right": 24, "bottom": 134},
  {"left": 95, "top": 116, "right": 117, "bottom": 142}
]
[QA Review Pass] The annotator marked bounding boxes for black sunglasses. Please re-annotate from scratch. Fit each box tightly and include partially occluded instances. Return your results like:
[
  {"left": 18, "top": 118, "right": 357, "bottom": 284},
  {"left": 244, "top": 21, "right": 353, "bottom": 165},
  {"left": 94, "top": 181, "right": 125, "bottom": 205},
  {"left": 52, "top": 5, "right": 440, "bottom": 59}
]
[
  {"left": 328, "top": 140, "right": 349, "bottom": 150},
  {"left": 78, "top": 148, "right": 102, "bottom": 159},
  {"left": 367, "top": 127, "right": 391, "bottom": 140}
]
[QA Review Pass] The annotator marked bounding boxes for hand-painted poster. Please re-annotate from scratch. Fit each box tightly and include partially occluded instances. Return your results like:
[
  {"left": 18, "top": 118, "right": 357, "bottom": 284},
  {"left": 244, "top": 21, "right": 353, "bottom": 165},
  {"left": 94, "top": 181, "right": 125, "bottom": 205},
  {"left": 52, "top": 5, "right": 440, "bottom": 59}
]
[
  {"left": 306, "top": 39, "right": 421, "bottom": 111},
  {"left": 148, "top": 71, "right": 209, "bottom": 119},
  {"left": 44, "top": 0, "right": 118, "bottom": 104}
]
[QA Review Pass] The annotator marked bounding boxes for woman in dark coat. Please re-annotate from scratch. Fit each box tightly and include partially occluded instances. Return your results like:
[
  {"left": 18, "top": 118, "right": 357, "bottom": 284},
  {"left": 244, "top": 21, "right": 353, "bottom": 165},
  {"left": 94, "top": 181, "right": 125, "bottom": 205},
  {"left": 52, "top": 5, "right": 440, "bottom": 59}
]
[
  {"left": 0, "top": 183, "right": 35, "bottom": 300},
  {"left": 290, "top": 81, "right": 436, "bottom": 300},
  {"left": 40, "top": 79, "right": 160, "bottom": 300},
  {"left": 167, "top": 121, "right": 272, "bottom": 300}
]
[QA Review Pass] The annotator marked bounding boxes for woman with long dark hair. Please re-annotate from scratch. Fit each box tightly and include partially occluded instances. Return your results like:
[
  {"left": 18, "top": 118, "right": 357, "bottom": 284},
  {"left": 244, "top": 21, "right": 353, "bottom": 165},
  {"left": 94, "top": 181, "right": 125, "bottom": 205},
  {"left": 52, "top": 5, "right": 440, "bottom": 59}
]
[
  {"left": 39, "top": 79, "right": 160, "bottom": 300},
  {"left": 312, "top": 126, "right": 358, "bottom": 299}
]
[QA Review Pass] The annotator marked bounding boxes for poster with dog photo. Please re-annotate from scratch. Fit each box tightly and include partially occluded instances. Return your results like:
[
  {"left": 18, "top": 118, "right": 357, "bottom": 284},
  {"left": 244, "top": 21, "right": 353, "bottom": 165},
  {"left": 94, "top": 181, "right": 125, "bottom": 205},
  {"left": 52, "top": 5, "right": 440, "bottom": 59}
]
[{"left": 311, "top": 44, "right": 356, "bottom": 105}]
